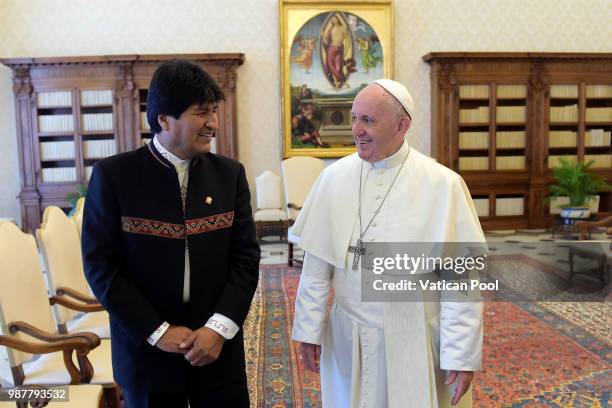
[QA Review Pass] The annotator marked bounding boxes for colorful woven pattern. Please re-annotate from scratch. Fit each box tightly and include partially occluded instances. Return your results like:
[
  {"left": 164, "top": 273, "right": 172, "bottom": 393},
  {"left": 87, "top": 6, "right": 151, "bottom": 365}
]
[
  {"left": 120, "top": 211, "right": 234, "bottom": 239},
  {"left": 244, "top": 264, "right": 611, "bottom": 407},
  {"left": 244, "top": 264, "right": 321, "bottom": 408},
  {"left": 185, "top": 211, "right": 234, "bottom": 235},
  {"left": 121, "top": 216, "right": 185, "bottom": 238},
  {"left": 474, "top": 302, "right": 610, "bottom": 407}
]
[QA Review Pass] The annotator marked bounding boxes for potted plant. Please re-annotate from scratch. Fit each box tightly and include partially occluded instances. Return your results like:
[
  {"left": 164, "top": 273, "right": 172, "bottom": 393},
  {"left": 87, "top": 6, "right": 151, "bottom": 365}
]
[
  {"left": 66, "top": 184, "right": 87, "bottom": 215},
  {"left": 549, "top": 158, "right": 611, "bottom": 223}
]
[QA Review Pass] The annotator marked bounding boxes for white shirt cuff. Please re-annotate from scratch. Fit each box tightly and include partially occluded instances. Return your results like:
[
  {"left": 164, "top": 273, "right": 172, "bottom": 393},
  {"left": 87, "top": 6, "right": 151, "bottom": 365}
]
[
  {"left": 205, "top": 313, "right": 239, "bottom": 339},
  {"left": 146, "top": 321, "right": 170, "bottom": 346}
]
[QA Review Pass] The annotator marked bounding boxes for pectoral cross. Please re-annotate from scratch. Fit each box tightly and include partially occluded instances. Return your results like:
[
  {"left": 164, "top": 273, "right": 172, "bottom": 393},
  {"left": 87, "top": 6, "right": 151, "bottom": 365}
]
[{"left": 348, "top": 238, "right": 365, "bottom": 271}]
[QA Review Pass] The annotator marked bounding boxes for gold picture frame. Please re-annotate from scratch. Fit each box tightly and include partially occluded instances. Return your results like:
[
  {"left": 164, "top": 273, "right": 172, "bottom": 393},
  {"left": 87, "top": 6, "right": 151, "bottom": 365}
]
[{"left": 280, "top": 0, "right": 394, "bottom": 158}]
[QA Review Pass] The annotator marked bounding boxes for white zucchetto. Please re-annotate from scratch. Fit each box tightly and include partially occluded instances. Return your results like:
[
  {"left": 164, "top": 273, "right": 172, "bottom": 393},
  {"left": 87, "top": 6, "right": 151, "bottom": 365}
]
[{"left": 371, "top": 79, "right": 415, "bottom": 119}]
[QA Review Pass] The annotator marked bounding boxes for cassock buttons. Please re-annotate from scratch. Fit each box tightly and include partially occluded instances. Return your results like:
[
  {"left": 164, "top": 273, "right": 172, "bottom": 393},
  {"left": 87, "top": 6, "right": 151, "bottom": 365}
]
[{"left": 204, "top": 196, "right": 213, "bottom": 205}]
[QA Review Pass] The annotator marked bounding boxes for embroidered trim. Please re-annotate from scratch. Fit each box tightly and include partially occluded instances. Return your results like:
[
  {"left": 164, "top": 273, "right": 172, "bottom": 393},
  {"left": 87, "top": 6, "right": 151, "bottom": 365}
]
[
  {"left": 121, "top": 217, "right": 185, "bottom": 239},
  {"left": 186, "top": 211, "right": 234, "bottom": 235},
  {"left": 121, "top": 211, "right": 235, "bottom": 239}
]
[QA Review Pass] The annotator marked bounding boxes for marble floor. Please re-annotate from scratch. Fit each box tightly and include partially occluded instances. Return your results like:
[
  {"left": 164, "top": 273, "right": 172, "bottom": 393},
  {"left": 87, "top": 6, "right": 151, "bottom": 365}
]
[{"left": 260, "top": 236, "right": 302, "bottom": 265}]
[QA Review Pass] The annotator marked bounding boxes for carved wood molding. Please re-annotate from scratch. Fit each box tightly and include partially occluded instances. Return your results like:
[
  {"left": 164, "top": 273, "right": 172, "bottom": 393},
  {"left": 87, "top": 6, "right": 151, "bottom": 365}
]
[
  {"left": 438, "top": 62, "right": 457, "bottom": 91},
  {"left": 1, "top": 53, "right": 245, "bottom": 67},
  {"left": 423, "top": 52, "right": 612, "bottom": 62},
  {"left": 117, "top": 63, "right": 135, "bottom": 96},
  {"left": 529, "top": 62, "right": 547, "bottom": 89},
  {"left": 11, "top": 66, "right": 32, "bottom": 96},
  {"left": 218, "top": 67, "right": 239, "bottom": 91}
]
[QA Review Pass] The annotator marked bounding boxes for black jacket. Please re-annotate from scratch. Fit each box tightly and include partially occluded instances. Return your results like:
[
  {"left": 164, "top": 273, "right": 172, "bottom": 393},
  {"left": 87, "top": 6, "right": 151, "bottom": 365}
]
[{"left": 82, "top": 142, "right": 260, "bottom": 391}]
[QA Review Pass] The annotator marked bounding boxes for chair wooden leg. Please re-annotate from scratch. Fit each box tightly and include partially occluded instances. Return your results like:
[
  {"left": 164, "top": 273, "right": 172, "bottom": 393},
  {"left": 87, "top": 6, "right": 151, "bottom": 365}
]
[
  {"left": 288, "top": 242, "right": 294, "bottom": 267},
  {"left": 103, "top": 385, "right": 121, "bottom": 408},
  {"left": 285, "top": 219, "right": 291, "bottom": 242}
]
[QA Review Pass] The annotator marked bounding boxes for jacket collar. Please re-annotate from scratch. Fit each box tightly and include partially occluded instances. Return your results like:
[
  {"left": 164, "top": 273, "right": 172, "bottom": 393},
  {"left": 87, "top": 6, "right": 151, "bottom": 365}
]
[
  {"left": 147, "top": 137, "right": 202, "bottom": 170},
  {"left": 147, "top": 138, "right": 172, "bottom": 169},
  {"left": 153, "top": 136, "right": 191, "bottom": 169}
]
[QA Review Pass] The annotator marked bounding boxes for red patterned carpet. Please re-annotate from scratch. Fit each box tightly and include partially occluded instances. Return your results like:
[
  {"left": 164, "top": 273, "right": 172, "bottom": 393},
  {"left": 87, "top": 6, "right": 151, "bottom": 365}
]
[{"left": 244, "top": 265, "right": 611, "bottom": 407}]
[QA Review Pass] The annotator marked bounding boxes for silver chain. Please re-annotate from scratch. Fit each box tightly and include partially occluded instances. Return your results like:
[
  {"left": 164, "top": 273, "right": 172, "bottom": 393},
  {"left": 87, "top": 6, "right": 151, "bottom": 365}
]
[{"left": 358, "top": 149, "right": 410, "bottom": 240}]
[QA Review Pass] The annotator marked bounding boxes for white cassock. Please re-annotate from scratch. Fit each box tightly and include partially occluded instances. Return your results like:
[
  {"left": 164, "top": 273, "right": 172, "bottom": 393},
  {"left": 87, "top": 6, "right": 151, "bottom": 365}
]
[{"left": 291, "top": 140, "right": 485, "bottom": 408}]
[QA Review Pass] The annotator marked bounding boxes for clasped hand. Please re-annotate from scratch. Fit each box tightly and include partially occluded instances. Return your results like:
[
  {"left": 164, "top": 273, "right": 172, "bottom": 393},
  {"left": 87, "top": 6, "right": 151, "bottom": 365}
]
[{"left": 156, "top": 325, "right": 225, "bottom": 366}]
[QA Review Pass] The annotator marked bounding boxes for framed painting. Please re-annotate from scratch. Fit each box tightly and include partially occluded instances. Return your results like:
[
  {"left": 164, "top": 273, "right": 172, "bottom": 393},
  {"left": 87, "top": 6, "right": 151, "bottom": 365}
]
[{"left": 280, "top": 0, "right": 394, "bottom": 158}]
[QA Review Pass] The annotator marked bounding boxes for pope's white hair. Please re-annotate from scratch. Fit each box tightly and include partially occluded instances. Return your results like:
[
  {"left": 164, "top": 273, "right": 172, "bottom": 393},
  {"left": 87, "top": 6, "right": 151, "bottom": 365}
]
[{"left": 390, "top": 96, "right": 410, "bottom": 119}]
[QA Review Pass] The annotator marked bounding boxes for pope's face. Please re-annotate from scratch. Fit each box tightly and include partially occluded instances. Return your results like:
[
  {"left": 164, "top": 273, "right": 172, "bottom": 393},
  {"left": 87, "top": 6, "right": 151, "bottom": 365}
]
[{"left": 351, "top": 85, "right": 406, "bottom": 163}]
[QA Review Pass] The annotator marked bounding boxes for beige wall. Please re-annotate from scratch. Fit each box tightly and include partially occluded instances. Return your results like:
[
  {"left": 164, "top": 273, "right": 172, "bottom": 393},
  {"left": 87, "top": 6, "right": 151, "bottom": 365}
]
[{"left": 1, "top": 0, "right": 610, "bottom": 225}]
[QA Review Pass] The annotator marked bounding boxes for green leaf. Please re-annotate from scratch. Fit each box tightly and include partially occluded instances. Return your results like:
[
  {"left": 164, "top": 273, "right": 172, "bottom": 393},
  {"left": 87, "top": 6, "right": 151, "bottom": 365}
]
[
  {"left": 548, "top": 158, "right": 612, "bottom": 207},
  {"left": 65, "top": 185, "right": 88, "bottom": 211}
]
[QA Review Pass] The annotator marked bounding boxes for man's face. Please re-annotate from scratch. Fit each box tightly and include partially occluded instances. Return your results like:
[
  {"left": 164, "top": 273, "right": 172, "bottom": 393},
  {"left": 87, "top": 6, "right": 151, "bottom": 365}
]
[
  {"left": 162, "top": 102, "right": 219, "bottom": 159},
  {"left": 351, "top": 85, "right": 406, "bottom": 163}
]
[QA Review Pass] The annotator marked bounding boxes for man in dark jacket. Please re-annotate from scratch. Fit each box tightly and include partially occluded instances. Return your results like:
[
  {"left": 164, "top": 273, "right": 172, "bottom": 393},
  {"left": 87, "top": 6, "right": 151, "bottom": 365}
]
[{"left": 83, "top": 60, "right": 260, "bottom": 408}]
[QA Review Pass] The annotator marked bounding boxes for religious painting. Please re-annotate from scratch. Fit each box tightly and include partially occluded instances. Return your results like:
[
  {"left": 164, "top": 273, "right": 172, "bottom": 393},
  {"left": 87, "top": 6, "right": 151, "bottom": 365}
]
[{"left": 280, "top": 0, "right": 393, "bottom": 158}]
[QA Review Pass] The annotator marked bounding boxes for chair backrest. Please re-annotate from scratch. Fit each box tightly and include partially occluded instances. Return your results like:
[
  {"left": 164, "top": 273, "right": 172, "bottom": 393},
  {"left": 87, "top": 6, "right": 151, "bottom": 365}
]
[
  {"left": 36, "top": 206, "right": 92, "bottom": 325},
  {"left": 255, "top": 170, "right": 282, "bottom": 210},
  {"left": 0, "top": 223, "right": 58, "bottom": 366},
  {"left": 280, "top": 156, "right": 325, "bottom": 220},
  {"left": 73, "top": 197, "right": 85, "bottom": 238}
]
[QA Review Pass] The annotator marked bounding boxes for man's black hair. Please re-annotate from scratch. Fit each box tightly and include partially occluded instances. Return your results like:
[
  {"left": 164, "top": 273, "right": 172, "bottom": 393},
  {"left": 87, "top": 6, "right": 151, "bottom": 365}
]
[{"left": 146, "top": 59, "right": 225, "bottom": 133}]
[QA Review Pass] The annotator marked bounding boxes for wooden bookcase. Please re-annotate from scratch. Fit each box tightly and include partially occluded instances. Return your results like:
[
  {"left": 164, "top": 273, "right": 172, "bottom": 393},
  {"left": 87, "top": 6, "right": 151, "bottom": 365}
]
[
  {"left": 1, "top": 54, "right": 244, "bottom": 233},
  {"left": 423, "top": 52, "right": 612, "bottom": 230}
]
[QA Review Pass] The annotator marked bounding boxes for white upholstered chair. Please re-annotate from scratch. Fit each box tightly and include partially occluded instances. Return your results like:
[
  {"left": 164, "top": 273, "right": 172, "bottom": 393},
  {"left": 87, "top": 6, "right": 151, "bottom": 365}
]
[
  {"left": 0, "top": 222, "right": 115, "bottom": 407},
  {"left": 280, "top": 156, "right": 325, "bottom": 266},
  {"left": 72, "top": 197, "right": 85, "bottom": 238},
  {"left": 254, "top": 170, "right": 287, "bottom": 241},
  {"left": 36, "top": 206, "right": 110, "bottom": 339}
]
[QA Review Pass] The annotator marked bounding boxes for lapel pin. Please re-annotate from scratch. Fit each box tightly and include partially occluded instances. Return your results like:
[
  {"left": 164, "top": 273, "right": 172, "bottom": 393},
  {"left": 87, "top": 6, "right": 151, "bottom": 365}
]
[{"left": 204, "top": 196, "right": 213, "bottom": 205}]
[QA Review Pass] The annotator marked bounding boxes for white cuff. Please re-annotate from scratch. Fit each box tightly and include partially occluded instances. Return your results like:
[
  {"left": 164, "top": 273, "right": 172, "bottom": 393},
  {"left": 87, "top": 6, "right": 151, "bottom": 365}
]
[
  {"left": 291, "top": 252, "right": 332, "bottom": 345},
  {"left": 146, "top": 321, "right": 170, "bottom": 346},
  {"left": 440, "top": 301, "right": 483, "bottom": 371},
  {"left": 205, "top": 313, "right": 239, "bottom": 339}
]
